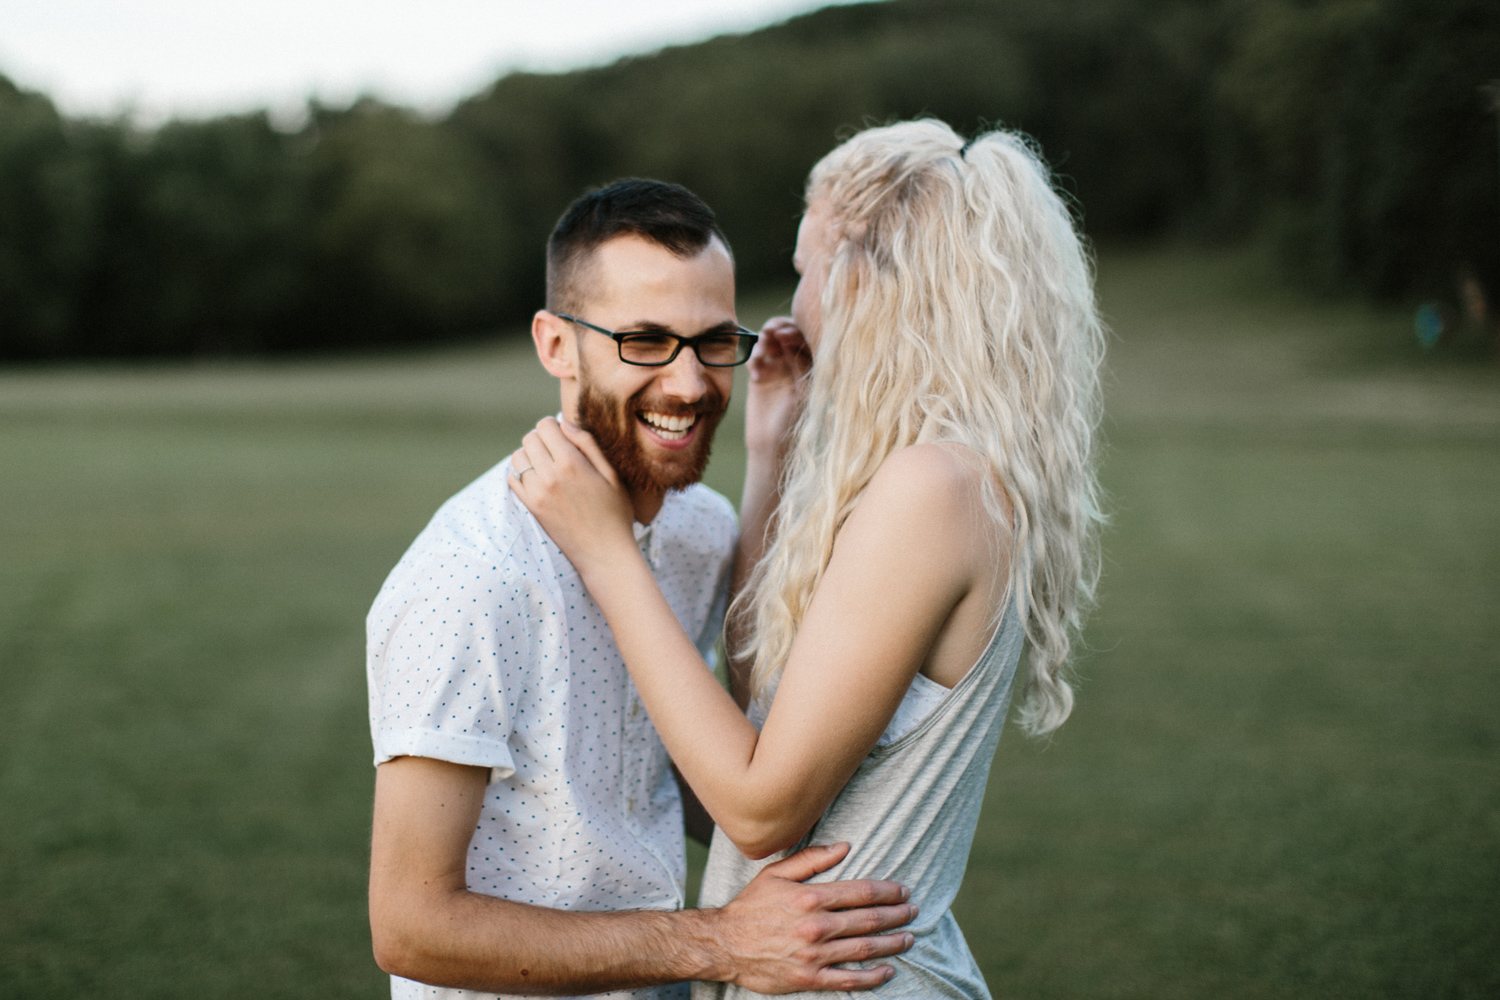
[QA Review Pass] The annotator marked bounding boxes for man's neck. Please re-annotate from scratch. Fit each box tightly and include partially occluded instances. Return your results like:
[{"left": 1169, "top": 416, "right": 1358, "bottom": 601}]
[{"left": 631, "top": 487, "right": 667, "bottom": 526}]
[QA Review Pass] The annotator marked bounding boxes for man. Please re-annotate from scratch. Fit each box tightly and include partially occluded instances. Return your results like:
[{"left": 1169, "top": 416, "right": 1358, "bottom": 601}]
[{"left": 366, "top": 179, "right": 914, "bottom": 999}]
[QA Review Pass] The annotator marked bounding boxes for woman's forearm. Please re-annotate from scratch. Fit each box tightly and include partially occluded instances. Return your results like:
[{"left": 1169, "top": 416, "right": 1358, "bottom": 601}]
[
  {"left": 736, "top": 448, "right": 783, "bottom": 586},
  {"left": 578, "top": 546, "right": 817, "bottom": 856},
  {"left": 726, "top": 447, "right": 783, "bottom": 705}
]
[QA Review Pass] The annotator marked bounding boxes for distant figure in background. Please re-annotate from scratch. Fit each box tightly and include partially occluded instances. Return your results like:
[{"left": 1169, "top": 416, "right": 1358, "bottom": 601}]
[
  {"left": 512, "top": 119, "right": 1107, "bottom": 998},
  {"left": 365, "top": 179, "right": 916, "bottom": 1000}
]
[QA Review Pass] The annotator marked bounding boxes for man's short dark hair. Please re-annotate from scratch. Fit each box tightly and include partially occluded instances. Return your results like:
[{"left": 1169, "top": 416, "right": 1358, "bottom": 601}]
[{"left": 546, "top": 179, "right": 730, "bottom": 314}]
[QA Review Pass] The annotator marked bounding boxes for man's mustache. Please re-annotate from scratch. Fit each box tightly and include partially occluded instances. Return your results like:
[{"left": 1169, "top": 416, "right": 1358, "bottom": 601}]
[{"left": 629, "top": 391, "right": 727, "bottom": 418}]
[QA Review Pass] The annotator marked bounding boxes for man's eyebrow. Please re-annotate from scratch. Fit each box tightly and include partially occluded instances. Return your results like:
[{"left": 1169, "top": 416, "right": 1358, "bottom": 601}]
[{"left": 619, "top": 319, "right": 743, "bottom": 336}]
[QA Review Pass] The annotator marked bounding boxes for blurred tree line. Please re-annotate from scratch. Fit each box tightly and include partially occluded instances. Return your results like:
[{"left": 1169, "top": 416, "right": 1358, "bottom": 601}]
[{"left": 1, "top": 0, "right": 1496, "bottom": 359}]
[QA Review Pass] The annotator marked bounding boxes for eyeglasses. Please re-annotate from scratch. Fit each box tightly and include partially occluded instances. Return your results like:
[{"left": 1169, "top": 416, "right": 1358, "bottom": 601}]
[{"left": 556, "top": 313, "right": 758, "bottom": 367}]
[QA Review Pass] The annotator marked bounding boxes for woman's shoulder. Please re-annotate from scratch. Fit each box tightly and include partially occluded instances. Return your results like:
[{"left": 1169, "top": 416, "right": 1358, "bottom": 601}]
[
  {"left": 844, "top": 442, "right": 1003, "bottom": 545},
  {"left": 868, "top": 442, "right": 994, "bottom": 506}
]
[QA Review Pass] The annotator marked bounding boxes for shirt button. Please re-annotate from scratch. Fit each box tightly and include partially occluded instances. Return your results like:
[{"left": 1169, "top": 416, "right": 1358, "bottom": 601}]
[
  {"left": 630, "top": 701, "right": 640, "bottom": 719},
  {"left": 627, "top": 797, "right": 635, "bottom": 812}
]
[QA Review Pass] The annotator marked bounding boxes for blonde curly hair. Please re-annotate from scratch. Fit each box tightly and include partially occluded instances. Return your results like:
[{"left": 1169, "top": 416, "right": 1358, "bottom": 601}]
[{"left": 735, "top": 119, "right": 1106, "bottom": 735}]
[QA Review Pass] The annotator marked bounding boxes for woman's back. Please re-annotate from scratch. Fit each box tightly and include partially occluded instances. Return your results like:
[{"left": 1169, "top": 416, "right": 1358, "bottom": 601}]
[{"left": 694, "top": 599, "right": 1024, "bottom": 999}]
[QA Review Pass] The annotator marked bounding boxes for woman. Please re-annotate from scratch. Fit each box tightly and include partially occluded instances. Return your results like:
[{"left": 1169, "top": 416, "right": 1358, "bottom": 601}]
[{"left": 511, "top": 119, "right": 1105, "bottom": 997}]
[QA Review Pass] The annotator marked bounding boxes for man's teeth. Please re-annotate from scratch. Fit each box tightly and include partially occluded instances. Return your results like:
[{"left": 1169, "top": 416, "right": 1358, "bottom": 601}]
[{"left": 640, "top": 411, "right": 697, "bottom": 439}]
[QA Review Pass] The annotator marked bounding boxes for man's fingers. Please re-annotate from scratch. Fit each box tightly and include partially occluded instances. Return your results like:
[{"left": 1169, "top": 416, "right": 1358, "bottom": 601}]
[
  {"left": 791, "top": 877, "right": 912, "bottom": 913},
  {"left": 761, "top": 842, "right": 851, "bottom": 883},
  {"left": 814, "top": 930, "right": 915, "bottom": 966},
  {"left": 817, "top": 902, "right": 919, "bottom": 939},
  {"left": 809, "top": 963, "right": 898, "bottom": 992}
]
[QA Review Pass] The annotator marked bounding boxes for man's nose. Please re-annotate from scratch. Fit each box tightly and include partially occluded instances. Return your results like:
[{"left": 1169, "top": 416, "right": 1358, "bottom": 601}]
[{"left": 656, "top": 345, "right": 710, "bottom": 400}]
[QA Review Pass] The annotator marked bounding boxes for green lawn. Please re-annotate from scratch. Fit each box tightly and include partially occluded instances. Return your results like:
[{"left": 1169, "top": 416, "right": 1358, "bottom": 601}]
[{"left": 2, "top": 252, "right": 1496, "bottom": 998}]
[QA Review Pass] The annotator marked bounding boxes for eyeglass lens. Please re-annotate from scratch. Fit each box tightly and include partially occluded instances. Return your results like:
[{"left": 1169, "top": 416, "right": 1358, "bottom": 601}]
[{"left": 618, "top": 332, "right": 753, "bottom": 366}]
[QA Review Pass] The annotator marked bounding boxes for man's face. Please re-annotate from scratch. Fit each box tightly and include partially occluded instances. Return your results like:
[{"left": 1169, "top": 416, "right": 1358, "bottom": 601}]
[{"left": 560, "top": 235, "right": 738, "bottom": 497}]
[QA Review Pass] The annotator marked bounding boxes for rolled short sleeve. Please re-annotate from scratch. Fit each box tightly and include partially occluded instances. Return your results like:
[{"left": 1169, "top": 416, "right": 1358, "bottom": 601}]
[{"left": 368, "top": 525, "right": 551, "bottom": 784}]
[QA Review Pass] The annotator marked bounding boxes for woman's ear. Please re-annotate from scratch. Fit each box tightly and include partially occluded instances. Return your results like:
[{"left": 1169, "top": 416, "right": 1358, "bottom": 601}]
[{"left": 532, "top": 311, "right": 577, "bottom": 380}]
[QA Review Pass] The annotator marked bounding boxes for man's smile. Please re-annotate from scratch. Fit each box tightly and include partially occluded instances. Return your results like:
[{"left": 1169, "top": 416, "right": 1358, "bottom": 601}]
[{"left": 638, "top": 409, "right": 699, "bottom": 443}]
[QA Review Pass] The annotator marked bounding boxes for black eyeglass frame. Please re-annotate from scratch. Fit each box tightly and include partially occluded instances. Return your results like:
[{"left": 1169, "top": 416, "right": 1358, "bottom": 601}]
[{"left": 555, "top": 312, "right": 759, "bottom": 368}]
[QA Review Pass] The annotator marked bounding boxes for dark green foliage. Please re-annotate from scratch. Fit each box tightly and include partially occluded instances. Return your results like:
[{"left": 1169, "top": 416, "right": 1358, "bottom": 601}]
[
  {"left": 0, "top": 89, "right": 514, "bottom": 358},
  {"left": 0, "top": 0, "right": 1496, "bottom": 359},
  {"left": 1220, "top": 0, "right": 1500, "bottom": 299},
  {"left": 0, "top": 79, "right": 105, "bottom": 356},
  {"left": 299, "top": 101, "right": 516, "bottom": 350},
  {"left": 89, "top": 114, "right": 316, "bottom": 355}
]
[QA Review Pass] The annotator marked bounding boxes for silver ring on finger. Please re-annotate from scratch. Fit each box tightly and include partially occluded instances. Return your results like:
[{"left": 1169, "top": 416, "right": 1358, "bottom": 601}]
[{"left": 514, "top": 463, "right": 533, "bottom": 481}]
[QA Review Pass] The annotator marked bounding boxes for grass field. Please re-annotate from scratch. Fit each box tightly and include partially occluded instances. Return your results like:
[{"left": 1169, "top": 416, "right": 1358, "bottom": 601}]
[{"left": 2, "top": 249, "right": 1497, "bottom": 998}]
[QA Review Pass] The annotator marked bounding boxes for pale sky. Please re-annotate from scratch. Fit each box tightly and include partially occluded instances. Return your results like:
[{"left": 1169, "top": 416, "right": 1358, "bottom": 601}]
[{"left": 0, "top": 0, "right": 870, "bottom": 122}]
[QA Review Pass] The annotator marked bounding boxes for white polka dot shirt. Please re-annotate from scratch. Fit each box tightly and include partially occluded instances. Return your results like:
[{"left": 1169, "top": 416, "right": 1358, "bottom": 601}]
[{"left": 367, "top": 456, "right": 736, "bottom": 1000}]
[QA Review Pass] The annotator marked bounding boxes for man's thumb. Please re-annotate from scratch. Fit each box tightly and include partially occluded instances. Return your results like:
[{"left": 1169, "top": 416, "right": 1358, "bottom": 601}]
[{"left": 763, "top": 842, "right": 850, "bottom": 883}]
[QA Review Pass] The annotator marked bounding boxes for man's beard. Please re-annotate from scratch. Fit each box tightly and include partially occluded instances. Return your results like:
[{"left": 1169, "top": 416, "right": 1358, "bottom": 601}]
[{"left": 575, "top": 376, "right": 727, "bottom": 496}]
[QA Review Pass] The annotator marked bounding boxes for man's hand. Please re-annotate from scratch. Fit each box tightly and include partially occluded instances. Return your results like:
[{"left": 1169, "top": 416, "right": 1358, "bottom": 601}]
[
  {"left": 371, "top": 757, "right": 915, "bottom": 994},
  {"left": 702, "top": 842, "right": 917, "bottom": 994}
]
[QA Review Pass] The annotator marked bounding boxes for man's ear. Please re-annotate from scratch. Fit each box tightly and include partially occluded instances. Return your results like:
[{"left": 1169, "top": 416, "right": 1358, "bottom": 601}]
[{"left": 532, "top": 310, "right": 576, "bottom": 380}]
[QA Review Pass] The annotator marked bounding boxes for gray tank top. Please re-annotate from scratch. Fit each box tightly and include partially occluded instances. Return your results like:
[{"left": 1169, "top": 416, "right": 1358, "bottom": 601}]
[{"left": 693, "top": 601, "right": 1023, "bottom": 999}]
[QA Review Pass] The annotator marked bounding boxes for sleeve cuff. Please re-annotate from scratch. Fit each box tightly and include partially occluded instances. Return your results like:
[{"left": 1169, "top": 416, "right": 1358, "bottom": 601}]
[{"left": 374, "top": 728, "right": 517, "bottom": 783}]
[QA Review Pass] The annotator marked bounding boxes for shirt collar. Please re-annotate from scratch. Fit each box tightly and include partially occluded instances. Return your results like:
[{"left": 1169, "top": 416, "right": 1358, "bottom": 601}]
[{"left": 633, "top": 514, "right": 662, "bottom": 568}]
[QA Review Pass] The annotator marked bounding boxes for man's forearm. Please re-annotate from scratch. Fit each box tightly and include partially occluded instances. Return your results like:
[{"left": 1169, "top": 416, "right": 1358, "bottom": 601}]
[
  {"left": 371, "top": 748, "right": 914, "bottom": 997},
  {"left": 371, "top": 757, "right": 727, "bottom": 994},
  {"left": 374, "top": 888, "right": 725, "bottom": 995}
]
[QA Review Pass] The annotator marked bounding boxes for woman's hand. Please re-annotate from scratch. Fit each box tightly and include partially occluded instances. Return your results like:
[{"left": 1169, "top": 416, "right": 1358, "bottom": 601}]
[
  {"left": 509, "top": 418, "right": 638, "bottom": 579},
  {"left": 744, "top": 317, "right": 812, "bottom": 458}
]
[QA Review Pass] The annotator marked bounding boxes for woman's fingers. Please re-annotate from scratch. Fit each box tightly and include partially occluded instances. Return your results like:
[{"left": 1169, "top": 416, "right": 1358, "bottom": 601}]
[
  {"left": 770, "top": 326, "right": 812, "bottom": 365},
  {"left": 750, "top": 318, "right": 797, "bottom": 365},
  {"left": 759, "top": 315, "right": 797, "bottom": 337},
  {"left": 557, "top": 420, "right": 620, "bottom": 487},
  {"left": 510, "top": 419, "right": 574, "bottom": 495},
  {"left": 509, "top": 430, "right": 548, "bottom": 491},
  {"left": 748, "top": 330, "right": 811, "bottom": 387},
  {"left": 532, "top": 417, "right": 582, "bottom": 468},
  {"left": 508, "top": 448, "right": 527, "bottom": 489},
  {"left": 534, "top": 418, "right": 625, "bottom": 494}
]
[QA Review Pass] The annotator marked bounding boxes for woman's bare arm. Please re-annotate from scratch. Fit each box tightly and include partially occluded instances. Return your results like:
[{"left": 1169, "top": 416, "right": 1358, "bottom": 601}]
[
  {"left": 729, "top": 317, "right": 812, "bottom": 706},
  {"left": 514, "top": 426, "right": 1002, "bottom": 859}
]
